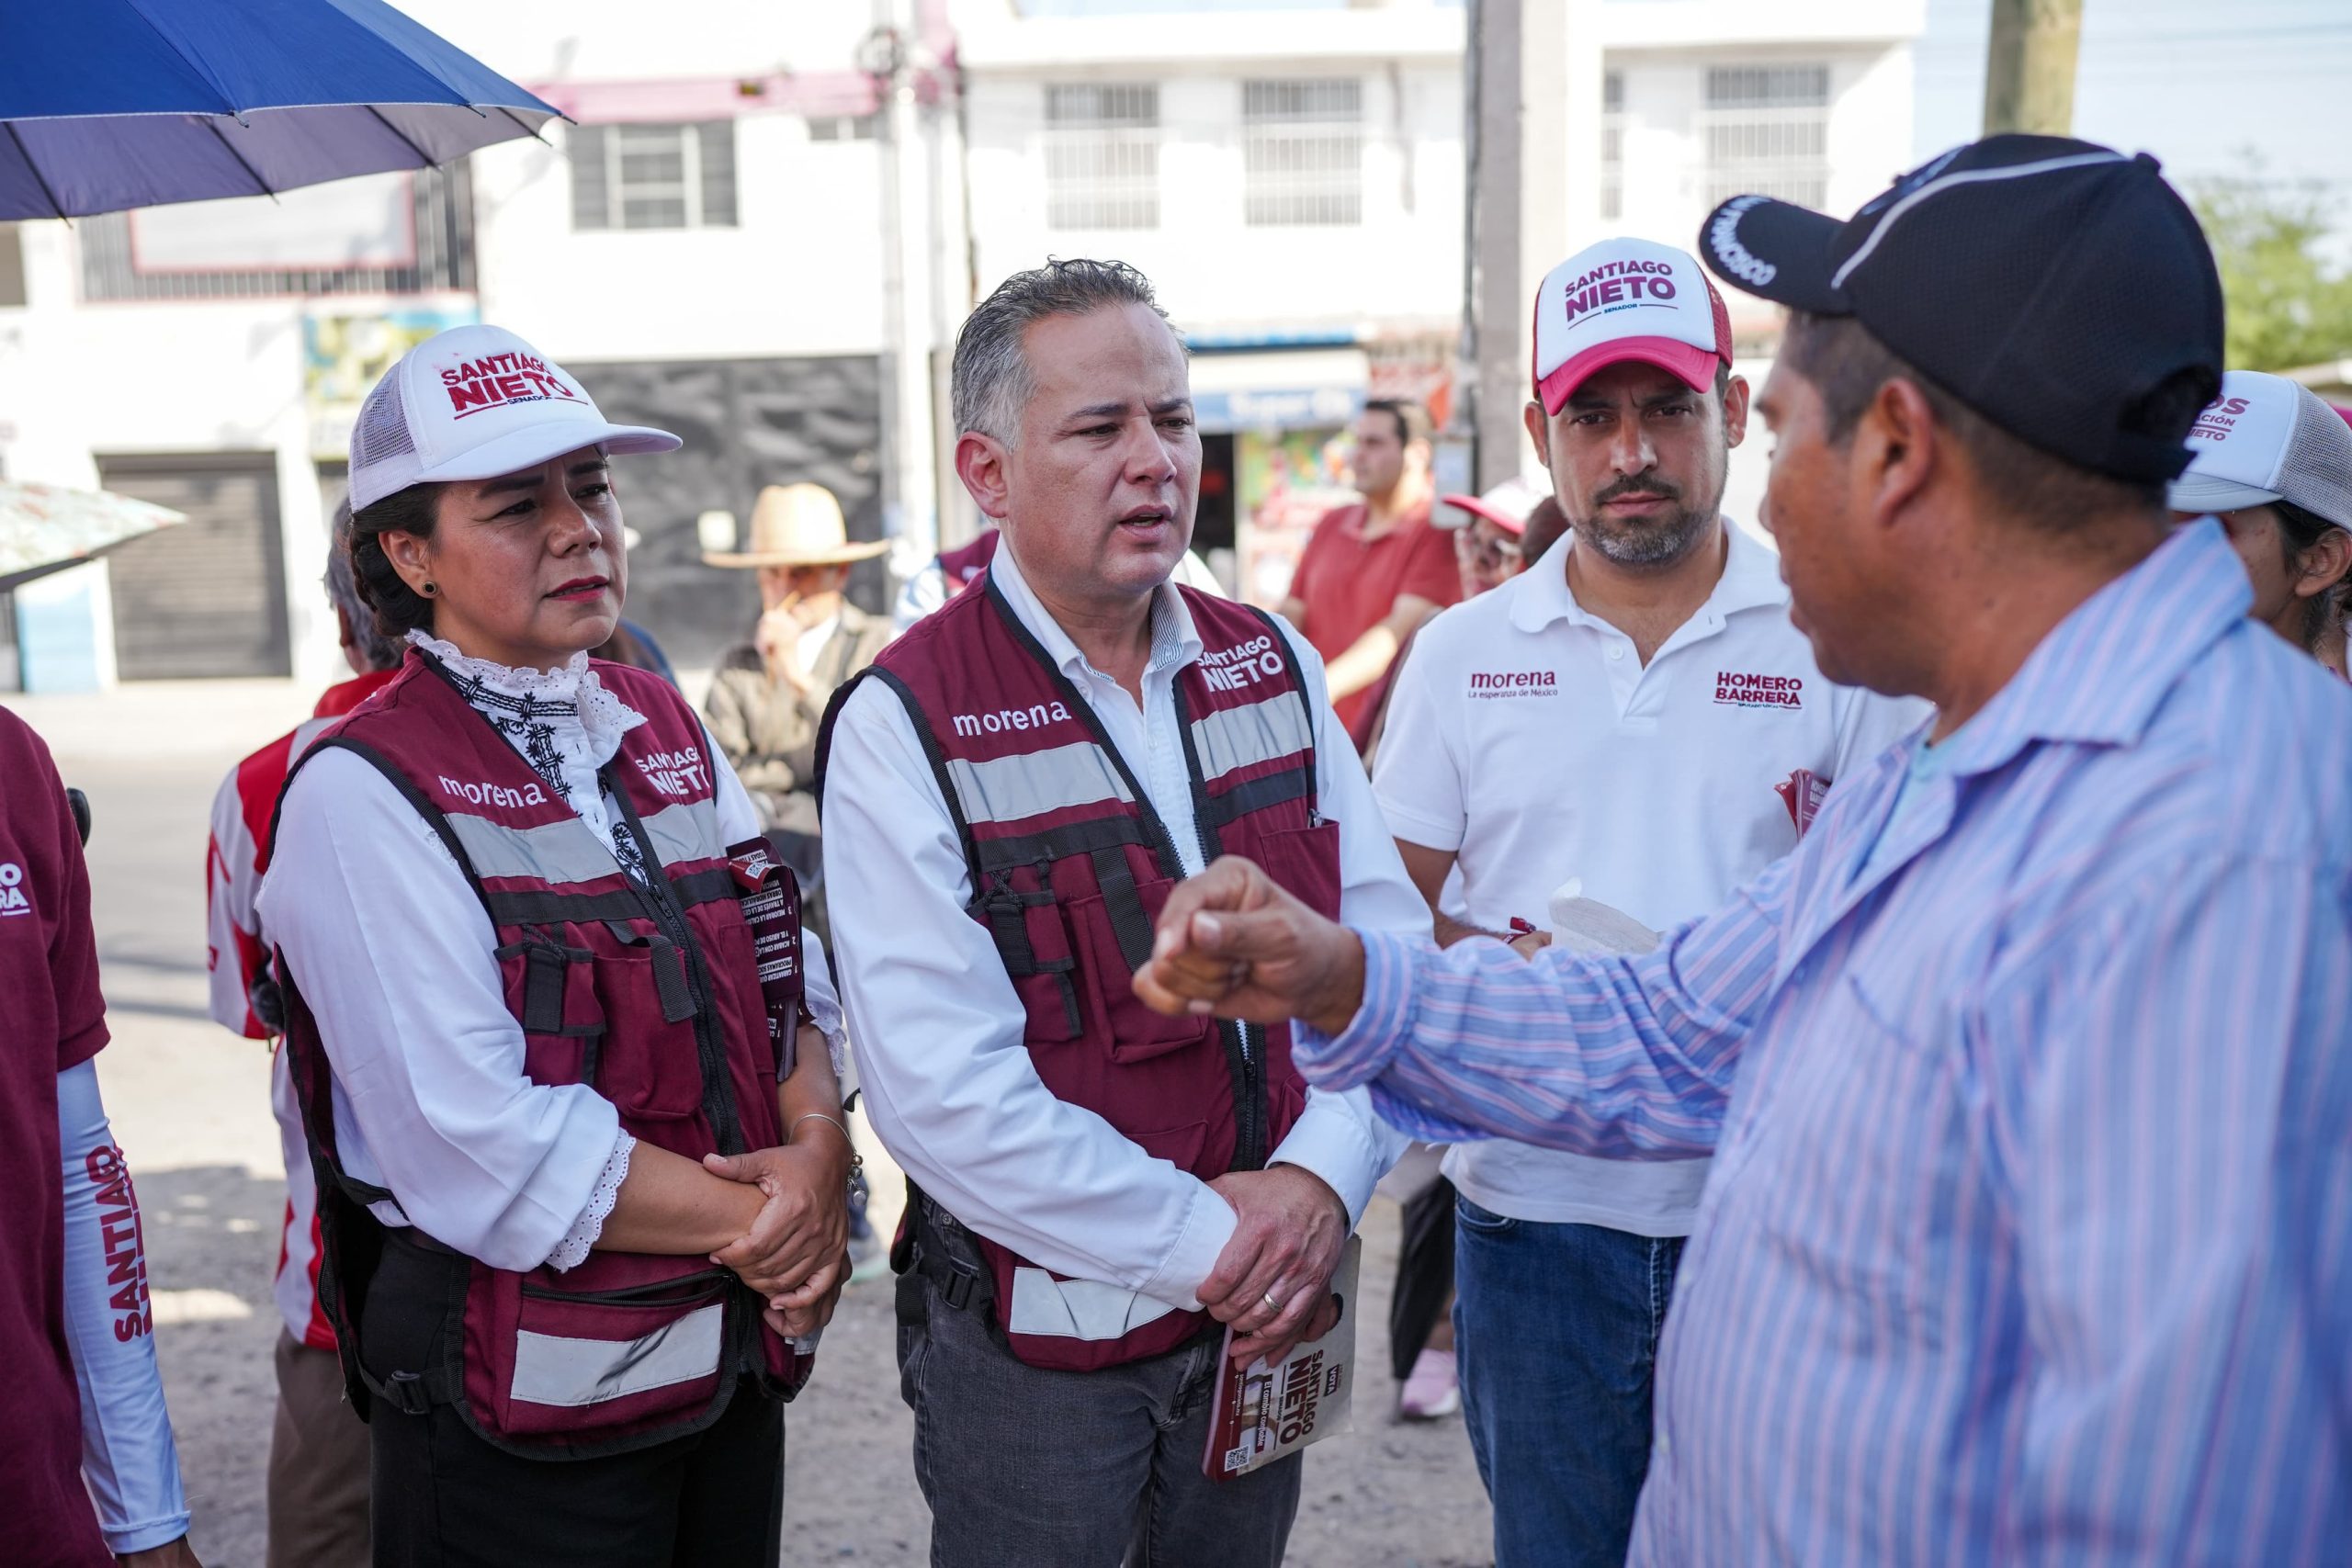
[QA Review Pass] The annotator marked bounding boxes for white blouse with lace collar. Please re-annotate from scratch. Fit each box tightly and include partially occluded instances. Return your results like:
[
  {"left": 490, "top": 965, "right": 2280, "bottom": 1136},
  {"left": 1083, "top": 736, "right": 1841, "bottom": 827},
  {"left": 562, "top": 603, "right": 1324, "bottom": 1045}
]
[{"left": 407, "top": 630, "right": 650, "bottom": 879}]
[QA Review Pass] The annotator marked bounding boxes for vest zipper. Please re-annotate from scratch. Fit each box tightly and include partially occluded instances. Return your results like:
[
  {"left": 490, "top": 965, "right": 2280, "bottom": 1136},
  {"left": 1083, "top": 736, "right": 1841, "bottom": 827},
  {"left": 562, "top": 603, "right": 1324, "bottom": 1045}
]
[
  {"left": 602, "top": 770, "right": 746, "bottom": 1156},
  {"left": 977, "top": 578, "right": 1271, "bottom": 1173},
  {"left": 1169, "top": 686, "right": 1266, "bottom": 1174}
]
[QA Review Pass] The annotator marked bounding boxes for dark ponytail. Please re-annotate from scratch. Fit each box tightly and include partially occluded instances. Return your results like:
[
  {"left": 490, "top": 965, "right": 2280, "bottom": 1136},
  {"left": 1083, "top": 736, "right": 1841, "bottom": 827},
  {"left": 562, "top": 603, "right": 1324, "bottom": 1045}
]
[{"left": 347, "top": 482, "right": 447, "bottom": 637}]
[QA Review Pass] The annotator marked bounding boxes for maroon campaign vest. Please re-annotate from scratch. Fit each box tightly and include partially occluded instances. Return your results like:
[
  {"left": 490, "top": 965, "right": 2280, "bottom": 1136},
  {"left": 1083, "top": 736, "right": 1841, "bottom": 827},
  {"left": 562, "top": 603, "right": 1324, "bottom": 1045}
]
[
  {"left": 818, "top": 570, "right": 1341, "bottom": 1371},
  {"left": 272, "top": 649, "right": 809, "bottom": 1459},
  {"left": 935, "top": 529, "right": 998, "bottom": 597}
]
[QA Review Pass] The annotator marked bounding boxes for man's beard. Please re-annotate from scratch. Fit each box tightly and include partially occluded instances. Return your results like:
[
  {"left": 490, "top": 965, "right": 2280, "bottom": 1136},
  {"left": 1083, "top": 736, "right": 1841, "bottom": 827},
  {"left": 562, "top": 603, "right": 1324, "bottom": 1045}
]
[{"left": 1577, "top": 474, "right": 1717, "bottom": 567}]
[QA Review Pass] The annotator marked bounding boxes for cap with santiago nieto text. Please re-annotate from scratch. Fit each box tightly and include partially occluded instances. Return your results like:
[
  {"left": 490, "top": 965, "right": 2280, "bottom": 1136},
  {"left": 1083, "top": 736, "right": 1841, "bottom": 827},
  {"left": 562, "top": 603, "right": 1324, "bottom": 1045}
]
[
  {"left": 347, "top": 324, "right": 680, "bottom": 513},
  {"left": 1532, "top": 238, "right": 1732, "bottom": 414},
  {"left": 1695, "top": 133, "right": 2223, "bottom": 485},
  {"left": 2168, "top": 370, "right": 2352, "bottom": 530}
]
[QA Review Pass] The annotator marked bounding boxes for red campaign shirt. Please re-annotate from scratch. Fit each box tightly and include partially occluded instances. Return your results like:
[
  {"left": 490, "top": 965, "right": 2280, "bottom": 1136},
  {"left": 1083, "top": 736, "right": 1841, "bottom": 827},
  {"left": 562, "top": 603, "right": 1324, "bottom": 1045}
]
[
  {"left": 1286, "top": 497, "right": 1463, "bottom": 731},
  {"left": 203, "top": 670, "right": 398, "bottom": 1351},
  {"left": 0, "top": 706, "right": 115, "bottom": 1567}
]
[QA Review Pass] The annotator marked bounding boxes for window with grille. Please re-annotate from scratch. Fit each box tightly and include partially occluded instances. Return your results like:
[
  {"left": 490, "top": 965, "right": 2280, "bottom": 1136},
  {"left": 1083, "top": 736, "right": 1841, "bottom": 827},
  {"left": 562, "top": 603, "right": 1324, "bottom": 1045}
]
[
  {"left": 1043, "top": 85, "right": 1159, "bottom": 231},
  {"left": 571, "top": 121, "right": 739, "bottom": 231},
  {"left": 79, "top": 164, "right": 474, "bottom": 300},
  {"left": 808, "top": 114, "right": 879, "bottom": 142},
  {"left": 1700, "top": 63, "right": 1829, "bottom": 209},
  {"left": 1600, "top": 70, "right": 1625, "bottom": 223},
  {"left": 1243, "top": 79, "right": 1363, "bottom": 227}
]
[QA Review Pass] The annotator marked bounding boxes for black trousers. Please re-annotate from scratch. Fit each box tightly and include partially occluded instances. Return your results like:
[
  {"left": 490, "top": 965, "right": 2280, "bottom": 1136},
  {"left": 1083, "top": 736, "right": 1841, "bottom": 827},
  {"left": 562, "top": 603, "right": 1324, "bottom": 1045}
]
[
  {"left": 359, "top": 1234, "right": 786, "bottom": 1568},
  {"left": 1388, "top": 1175, "right": 1458, "bottom": 1381}
]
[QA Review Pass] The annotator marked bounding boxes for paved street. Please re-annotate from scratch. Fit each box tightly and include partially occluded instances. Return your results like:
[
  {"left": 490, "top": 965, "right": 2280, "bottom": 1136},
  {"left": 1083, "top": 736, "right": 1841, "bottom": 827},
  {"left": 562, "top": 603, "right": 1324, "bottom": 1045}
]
[{"left": 8, "top": 677, "right": 1494, "bottom": 1567}]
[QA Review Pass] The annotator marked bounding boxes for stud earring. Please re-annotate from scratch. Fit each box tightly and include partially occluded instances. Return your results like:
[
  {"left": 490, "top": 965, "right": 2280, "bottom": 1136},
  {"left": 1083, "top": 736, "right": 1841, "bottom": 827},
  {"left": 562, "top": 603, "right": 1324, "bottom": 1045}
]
[{"left": 422, "top": 581, "right": 437, "bottom": 596}]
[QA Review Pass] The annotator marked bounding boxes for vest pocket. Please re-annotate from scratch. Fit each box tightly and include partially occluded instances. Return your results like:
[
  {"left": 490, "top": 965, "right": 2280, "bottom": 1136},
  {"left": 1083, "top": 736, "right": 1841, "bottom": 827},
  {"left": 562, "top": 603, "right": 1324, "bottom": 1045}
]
[
  {"left": 975, "top": 874, "right": 1083, "bottom": 1044},
  {"left": 590, "top": 942, "right": 707, "bottom": 1120},
  {"left": 1245, "top": 820, "right": 1342, "bottom": 917},
  {"left": 494, "top": 936, "right": 605, "bottom": 1089},
  {"left": 494, "top": 1259, "right": 734, "bottom": 1437},
  {"left": 1068, "top": 874, "right": 1216, "bottom": 1062}
]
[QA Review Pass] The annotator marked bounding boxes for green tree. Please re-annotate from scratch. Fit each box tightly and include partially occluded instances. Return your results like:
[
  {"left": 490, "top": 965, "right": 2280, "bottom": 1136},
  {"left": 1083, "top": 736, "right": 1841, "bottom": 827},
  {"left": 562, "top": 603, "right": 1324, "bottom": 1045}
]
[{"left": 2192, "top": 170, "right": 2352, "bottom": 373}]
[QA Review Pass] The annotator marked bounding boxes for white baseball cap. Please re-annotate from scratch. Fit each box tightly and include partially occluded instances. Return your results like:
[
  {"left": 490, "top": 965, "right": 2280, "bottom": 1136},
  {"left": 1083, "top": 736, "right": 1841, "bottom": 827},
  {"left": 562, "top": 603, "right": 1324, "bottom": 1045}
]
[
  {"left": 1436, "top": 474, "right": 1544, "bottom": 535},
  {"left": 347, "top": 324, "right": 681, "bottom": 513},
  {"left": 2167, "top": 369, "right": 2352, "bottom": 529},
  {"left": 1532, "top": 238, "right": 1733, "bottom": 414}
]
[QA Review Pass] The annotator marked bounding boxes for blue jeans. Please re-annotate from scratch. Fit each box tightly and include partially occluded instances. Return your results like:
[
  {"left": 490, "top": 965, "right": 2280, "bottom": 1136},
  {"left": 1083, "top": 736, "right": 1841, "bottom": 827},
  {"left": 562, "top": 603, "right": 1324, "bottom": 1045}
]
[{"left": 1454, "top": 1198, "right": 1686, "bottom": 1568}]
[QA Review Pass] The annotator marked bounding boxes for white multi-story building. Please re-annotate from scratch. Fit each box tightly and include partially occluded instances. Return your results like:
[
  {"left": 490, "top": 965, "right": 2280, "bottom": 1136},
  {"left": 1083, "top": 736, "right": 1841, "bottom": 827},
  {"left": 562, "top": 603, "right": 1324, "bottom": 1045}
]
[
  {"left": 951, "top": 0, "right": 1922, "bottom": 589},
  {"left": 0, "top": 0, "right": 903, "bottom": 691},
  {"left": 0, "top": 0, "right": 1921, "bottom": 690}
]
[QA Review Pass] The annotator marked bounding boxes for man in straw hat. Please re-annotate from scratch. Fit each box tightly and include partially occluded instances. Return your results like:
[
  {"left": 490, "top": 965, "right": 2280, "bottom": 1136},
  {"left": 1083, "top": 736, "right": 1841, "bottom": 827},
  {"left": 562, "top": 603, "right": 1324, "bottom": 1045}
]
[{"left": 704, "top": 482, "right": 893, "bottom": 862}]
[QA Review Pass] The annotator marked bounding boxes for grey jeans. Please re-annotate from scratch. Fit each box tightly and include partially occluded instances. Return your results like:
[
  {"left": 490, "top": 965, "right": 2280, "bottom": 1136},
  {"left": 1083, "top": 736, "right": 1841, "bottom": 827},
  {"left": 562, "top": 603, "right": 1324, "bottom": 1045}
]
[{"left": 897, "top": 1271, "right": 1304, "bottom": 1568}]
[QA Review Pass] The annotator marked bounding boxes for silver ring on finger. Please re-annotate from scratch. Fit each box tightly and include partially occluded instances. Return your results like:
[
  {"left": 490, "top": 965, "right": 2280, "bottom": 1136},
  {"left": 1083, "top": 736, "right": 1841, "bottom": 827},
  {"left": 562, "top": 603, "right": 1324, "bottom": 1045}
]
[{"left": 1261, "top": 1288, "right": 1284, "bottom": 1314}]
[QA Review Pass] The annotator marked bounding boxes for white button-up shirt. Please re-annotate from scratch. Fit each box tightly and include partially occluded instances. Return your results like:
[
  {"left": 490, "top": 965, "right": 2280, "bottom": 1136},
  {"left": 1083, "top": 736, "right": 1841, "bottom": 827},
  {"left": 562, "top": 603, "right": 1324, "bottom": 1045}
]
[{"left": 824, "top": 544, "right": 1419, "bottom": 1314}]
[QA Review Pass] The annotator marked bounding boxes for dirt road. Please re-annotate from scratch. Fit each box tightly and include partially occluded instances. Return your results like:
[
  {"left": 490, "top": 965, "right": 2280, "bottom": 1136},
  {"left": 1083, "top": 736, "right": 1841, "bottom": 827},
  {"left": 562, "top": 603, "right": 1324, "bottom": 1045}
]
[{"left": 14, "top": 678, "right": 1495, "bottom": 1567}]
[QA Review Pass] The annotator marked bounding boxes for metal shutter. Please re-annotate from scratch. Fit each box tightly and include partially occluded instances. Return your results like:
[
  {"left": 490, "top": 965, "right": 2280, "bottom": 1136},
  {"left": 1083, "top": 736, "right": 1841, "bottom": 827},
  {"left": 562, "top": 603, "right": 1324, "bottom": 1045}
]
[{"left": 97, "top": 453, "right": 290, "bottom": 680}]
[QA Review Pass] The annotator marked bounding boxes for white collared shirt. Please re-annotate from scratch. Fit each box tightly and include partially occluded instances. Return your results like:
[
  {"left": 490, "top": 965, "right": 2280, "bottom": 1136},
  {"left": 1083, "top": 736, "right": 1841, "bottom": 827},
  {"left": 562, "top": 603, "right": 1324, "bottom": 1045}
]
[
  {"left": 824, "top": 544, "right": 1419, "bottom": 1314},
  {"left": 796, "top": 614, "right": 840, "bottom": 673},
  {"left": 1373, "top": 522, "right": 1930, "bottom": 1233}
]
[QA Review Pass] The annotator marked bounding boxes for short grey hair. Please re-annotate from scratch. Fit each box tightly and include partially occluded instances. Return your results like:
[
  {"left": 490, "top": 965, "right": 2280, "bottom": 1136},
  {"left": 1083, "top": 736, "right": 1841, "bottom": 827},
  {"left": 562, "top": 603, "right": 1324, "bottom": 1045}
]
[
  {"left": 323, "top": 498, "right": 403, "bottom": 671},
  {"left": 950, "top": 258, "right": 1180, "bottom": 446}
]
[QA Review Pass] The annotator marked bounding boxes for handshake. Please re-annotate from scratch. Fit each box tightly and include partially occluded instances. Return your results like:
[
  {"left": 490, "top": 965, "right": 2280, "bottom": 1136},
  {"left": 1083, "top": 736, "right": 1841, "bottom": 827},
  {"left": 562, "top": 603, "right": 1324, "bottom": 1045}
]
[{"left": 1130, "top": 857, "right": 1369, "bottom": 1366}]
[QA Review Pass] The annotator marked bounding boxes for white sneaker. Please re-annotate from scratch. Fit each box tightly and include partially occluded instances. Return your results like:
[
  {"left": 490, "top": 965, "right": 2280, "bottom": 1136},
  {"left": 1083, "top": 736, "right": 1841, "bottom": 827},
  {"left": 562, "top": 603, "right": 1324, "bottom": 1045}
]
[{"left": 1397, "top": 1348, "right": 1460, "bottom": 1420}]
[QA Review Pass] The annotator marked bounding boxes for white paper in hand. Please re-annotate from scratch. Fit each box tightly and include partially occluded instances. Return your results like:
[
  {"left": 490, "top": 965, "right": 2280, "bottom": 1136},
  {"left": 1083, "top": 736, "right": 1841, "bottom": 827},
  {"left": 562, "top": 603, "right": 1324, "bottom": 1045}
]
[{"left": 1546, "top": 876, "right": 1661, "bottom": 956}]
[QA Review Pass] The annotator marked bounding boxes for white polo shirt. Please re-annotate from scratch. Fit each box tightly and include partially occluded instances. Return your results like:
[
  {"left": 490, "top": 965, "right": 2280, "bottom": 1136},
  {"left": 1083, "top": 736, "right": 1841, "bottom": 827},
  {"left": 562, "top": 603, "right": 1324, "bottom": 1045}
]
[{"left": 1372, "top": 521, "right": 1930, "bottom": 1234}]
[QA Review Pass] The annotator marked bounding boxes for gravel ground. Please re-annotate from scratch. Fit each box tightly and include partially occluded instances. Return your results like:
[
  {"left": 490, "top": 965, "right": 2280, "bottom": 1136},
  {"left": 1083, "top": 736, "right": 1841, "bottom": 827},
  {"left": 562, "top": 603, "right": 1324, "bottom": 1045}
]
[{"left": 12, "top": 678, "right": 1496, "bottom": 1567}]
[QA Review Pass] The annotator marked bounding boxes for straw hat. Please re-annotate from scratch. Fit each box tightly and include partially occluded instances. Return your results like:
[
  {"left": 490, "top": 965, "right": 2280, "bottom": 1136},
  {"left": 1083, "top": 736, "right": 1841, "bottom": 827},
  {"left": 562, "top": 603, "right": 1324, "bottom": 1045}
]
[{"left": 702, "top": 483, "right": 888, "bottom": 568}]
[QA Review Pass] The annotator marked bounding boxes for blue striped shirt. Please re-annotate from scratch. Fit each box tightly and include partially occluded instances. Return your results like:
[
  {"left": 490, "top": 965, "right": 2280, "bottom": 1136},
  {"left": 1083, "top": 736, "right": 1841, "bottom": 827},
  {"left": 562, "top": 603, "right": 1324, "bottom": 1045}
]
[{"left": 1298, "top": 522, "right": 2352, "bottom": 1564}]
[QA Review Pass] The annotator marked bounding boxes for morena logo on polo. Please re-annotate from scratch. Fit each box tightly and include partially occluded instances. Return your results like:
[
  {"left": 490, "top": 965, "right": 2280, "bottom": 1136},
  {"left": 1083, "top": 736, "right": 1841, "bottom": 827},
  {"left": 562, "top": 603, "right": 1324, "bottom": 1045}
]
[
  {"left": 0, "top": 859, "right": 28, "bottom": 917},
  {"left": 1467, "top": 670, "right": 1557, "bottom": 699},
  {"left": 952, "top": 701, "right": 1074, "bottom": 739},
  {"left": 438, "top": 351, "right": 583, "bottom": 420}
]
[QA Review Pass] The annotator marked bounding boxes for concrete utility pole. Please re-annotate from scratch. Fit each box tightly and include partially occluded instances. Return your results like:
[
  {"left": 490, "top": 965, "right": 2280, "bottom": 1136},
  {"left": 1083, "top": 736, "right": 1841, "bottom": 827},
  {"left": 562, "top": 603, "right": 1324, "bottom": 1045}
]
[
  {"left": 1464, "top": 0, "right": 1602, "bottom": 492},
  {"left": 1982, "top": 0, "right": 2082, "bottom": 136},
  {"left": 869, "top": 0, "right": 941, "bottom": 577}
]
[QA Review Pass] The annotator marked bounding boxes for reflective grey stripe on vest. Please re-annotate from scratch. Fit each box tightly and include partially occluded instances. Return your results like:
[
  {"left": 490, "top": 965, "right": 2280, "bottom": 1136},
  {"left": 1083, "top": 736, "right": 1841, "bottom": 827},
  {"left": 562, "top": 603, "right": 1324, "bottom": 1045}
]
[
  {"left": 945, "top": 740, "right": 1133, "bottom": 827},
  {"left": 638, "top": 799, "right": 723, "bottom": 868},
  {"left": 447, "top": 812, "right": 618, "bottom": 886},
  {"left": 1188, "top": 690, "right": 1312, "bottom": 783},
  {"left": 444, "top": 798, "right": 724, "bottom": 886},
  {"left": 1005, "top": 1268, "right": 1183, "bottom": 1342},
  {"left": 507, "top": 1303, "right": 725, "bottom": 1408}
]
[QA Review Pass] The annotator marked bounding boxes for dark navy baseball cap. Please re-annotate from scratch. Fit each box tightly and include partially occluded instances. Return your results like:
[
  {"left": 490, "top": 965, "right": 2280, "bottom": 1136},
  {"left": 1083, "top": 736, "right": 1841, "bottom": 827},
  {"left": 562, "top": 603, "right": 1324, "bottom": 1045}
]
[{"left": 1696, "top": 134, "right": 2224, "bottom": 485}]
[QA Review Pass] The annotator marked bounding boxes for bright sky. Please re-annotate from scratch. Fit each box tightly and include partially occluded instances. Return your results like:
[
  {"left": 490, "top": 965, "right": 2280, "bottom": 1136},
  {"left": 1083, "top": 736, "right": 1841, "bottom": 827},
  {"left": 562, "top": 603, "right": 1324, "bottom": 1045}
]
[{"left": 1915, "top": 0, "right": 2352, "bottom": 199}]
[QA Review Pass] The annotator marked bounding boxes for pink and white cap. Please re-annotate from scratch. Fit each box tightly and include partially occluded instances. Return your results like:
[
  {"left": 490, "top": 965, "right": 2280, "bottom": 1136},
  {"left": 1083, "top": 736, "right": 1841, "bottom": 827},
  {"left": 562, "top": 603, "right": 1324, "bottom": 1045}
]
[
  {"left": 347, "top": 324, "right": 680, "bottom": 513},
  {"left": 1532, "top": 238, "right": 1733, "bottom": 414},
  {"left": 2168, "top": 369, "right": 2352, "bottom": 529}
]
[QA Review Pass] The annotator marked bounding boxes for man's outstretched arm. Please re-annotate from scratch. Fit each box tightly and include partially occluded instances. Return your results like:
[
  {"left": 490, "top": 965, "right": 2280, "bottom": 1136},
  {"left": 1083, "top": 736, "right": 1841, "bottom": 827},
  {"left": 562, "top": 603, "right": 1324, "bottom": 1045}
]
[{"left": 1136, "top": 852, "right": 1794, "bottom": 1159}]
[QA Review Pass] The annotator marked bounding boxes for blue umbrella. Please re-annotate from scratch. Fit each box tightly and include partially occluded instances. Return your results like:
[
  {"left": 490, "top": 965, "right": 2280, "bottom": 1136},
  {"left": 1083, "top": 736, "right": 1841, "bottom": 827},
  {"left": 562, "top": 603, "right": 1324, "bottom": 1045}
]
[{"left": 0, "top": 0, "right": 560, "bottom": 220}]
